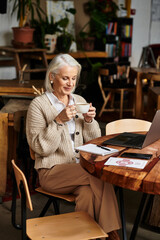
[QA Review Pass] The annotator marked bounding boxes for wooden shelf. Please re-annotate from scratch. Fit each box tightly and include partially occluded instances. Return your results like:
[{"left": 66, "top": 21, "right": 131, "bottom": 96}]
[{"left": 46, "top": 51, "right": 108, "bottom": 60}]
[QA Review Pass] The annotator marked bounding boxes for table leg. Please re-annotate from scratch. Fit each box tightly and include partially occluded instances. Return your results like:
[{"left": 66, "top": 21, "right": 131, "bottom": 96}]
[
  {"left": 135, "top": 72, "right": 143, "bottom": 118},
  {"left": 129, "top": 193, "right": 148, "bottom": 240},
  {"left": 118, "top": 187, "right": 128, "bottom": 240}
]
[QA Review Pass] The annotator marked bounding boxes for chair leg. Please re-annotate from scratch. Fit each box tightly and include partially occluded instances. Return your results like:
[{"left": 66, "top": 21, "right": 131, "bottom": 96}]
[
  {"left": 110, "top": 92, "right": 115, "bottom": 108},
  {"left": 120, "top": 90, "right": 124, "bottom": 119},
  {"left": 39, "top": 197, "right": 60, "bottom": 217},
  {"left": 98, "top": 101, "right": 107, "bottom": 117},
  {"left": 98, "top": 92, "right": 111, "bottom": 117},
  {"left": 132, "top": 91, "right": 136, "bottom": 117},
  {"left": 39, "top": 198, "right": 53, "bottom": 217},
  {"left": 11, "top": 171, "right": 22, "bottom": 230},
  {"left": 20, "top": 181, "right": 27, "bottom": 240},
  {"left": 52, "top": 198, "right": 60, "bottom": 215}
]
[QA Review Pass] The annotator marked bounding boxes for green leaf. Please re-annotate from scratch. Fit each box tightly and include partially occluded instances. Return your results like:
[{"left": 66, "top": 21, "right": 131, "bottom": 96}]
[{"left": 66, "top": 8, "right": 76, "bottom": 15}]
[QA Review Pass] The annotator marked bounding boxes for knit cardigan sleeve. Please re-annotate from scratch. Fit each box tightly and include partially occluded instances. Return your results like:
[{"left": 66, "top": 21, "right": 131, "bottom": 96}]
[{"left": 26, "top": 94, "right": 67, "bottom": 157}]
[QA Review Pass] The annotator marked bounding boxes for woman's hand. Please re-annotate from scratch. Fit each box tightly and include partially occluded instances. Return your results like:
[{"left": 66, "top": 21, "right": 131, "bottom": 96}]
[
  {"left": 83, "top": 103, "right": 96, "bottom": 123},
  {"left": 55, "top": 105, "right": 77, "bottom": 123}
]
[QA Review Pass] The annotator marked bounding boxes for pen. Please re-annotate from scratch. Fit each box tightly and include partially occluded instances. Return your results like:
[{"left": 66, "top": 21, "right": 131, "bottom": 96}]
[{"left": 97, "top": 145, "right": 111, "bottom": 151}]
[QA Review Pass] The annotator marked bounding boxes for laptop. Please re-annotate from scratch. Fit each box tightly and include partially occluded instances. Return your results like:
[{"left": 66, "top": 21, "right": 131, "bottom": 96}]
[{"left": 103, "top": 110, "right": 160, "bottom": 149}]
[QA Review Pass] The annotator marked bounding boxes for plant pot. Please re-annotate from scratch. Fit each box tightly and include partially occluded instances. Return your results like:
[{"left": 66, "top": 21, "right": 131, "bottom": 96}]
[
  {"left": 44, "top": 34, "right": 57, "bottom": 54},
  {"left": 82, "top": 37, "right": 95, "bottom": 51},
  {"left": 12, "top": 27, "right": 35, "bottom": 44},
  {"left": 56, "top": 34, "right": 72, "bottom": 53}
]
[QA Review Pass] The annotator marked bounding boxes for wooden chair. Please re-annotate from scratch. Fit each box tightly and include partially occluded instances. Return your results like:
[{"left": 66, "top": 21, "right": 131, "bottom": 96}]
[
  {"left": 147, "top": 74, "right": 160, "bottom": 121},
  {"left": 11, "top": 110, "right": 76, "bottom": 233},
  {"left": 11, "top": 159, "right": 108, "bottom": 240},
  {"left": 98, "top": 64, "right": 135, "bottom": 119},
  {"left": 29, "top": 147, "right": 76, "bottom": 216},
  {"left": 105, "top": 119, "right": 151, "bottom": 240},
  {"left": 105, "top": 118, "right": 151, "bottom": 135},
  {"left": 0, "top": 113, "right": 8, "bottom": 202},
  {"left": 156, "top": 55, "right": 160, "bottom": 69}
]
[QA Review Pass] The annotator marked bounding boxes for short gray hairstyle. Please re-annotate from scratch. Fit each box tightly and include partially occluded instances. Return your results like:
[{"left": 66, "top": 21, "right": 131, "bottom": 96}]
[{"left": 44, "top": 53, "right": 82, "bottom": 92}]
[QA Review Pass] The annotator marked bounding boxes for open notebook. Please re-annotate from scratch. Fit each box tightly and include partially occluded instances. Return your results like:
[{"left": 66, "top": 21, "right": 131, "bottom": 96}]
[{"left": 75, "top": 144, "right": 119, "bottom": 156}]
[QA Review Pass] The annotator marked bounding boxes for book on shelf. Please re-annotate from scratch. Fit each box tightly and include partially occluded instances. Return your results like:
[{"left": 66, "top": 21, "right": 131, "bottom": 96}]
[
  {"left": 121, "top": 25, "right": 132, "bottom": 38},
  {"left": 114, "top": 22, "right": 117, "bottom": 35},
  {"left": 106, "top": 22, "right": 117, "bottom": 35},
  {"left": 105, "top": 44, "right": 117, "bottom": 57},
  {"left": 121, "top": 42, "right": 132, "bottom": 57}
]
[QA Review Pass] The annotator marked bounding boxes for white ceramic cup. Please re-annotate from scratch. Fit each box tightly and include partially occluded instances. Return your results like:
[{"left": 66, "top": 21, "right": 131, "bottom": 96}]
[{"left": 75, "top": 103, "right": 90, "bottom": 113}]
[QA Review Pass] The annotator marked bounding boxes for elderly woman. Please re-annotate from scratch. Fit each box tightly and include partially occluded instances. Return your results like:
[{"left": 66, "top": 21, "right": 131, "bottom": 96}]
[{"left": 26, "top": 54, "right": 121, "bottom": 239}]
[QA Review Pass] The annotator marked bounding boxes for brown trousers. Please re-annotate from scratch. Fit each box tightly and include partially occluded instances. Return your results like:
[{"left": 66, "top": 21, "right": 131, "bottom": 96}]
[{"left": 38, "top": 163, "right": 121, "bottom": 234}]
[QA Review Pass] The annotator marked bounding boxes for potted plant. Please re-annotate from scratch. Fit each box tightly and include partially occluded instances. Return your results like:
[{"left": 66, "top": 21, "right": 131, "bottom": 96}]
[
  {"left": 32, "top": 7, "right": 76, "bottom": 53},
  {"left": 32, "top": 15, "right": 62, "bottom": 53},
  {"left": 56, "top": 7, "right": 76, "bottom": 53},
  {"left": 11, "top": 0, "right": 45, "bottom": 46},
  {"left": 79, "top": 0, "right": 119, "bottom": 51},
  {"left": 56, "top": 18, "right": 74, "bottom": 53}
]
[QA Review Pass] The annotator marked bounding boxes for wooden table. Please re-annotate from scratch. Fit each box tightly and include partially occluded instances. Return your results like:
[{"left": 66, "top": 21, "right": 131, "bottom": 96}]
[
  {"left": 0, "top": 46, "right": 48, "bottom": 81},
  {"left": 80, "top": 134, "right": 160, "bottom": 240},
  {"left": 0, "top": 79, "right": 44, "bottom": 97},
  {"left": 129, "top": 67, "right": 160, "bottom": 118}
]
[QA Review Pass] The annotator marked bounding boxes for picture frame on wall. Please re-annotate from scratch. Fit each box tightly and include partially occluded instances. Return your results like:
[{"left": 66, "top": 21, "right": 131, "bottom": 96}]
[{"left": 46, "top": 0, "right": 76, "bottom": 37}]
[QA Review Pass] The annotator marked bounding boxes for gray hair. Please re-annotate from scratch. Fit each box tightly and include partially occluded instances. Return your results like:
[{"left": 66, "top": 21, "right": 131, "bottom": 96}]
[{"left": 44, "top": 53, "right": 82, "bottom": 92}]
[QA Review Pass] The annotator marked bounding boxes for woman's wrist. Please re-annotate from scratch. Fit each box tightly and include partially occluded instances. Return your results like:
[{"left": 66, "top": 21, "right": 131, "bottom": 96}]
[
  {"left": 54, "top": 116, "right": 63, "bottom": 126},
  {"left": 54, "top": 119, "right": 63, "bottom": 126}
]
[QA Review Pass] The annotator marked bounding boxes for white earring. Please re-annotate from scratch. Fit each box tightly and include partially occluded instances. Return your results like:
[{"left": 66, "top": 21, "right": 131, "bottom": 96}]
[{"left": 51, "top": 80, "right": 53, "bottom": 84}]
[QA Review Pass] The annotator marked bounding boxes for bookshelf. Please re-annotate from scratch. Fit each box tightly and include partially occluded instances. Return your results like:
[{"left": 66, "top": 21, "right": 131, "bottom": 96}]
[
  {"left": 117, "top": 17, "right": 133, "bottom": 63},
  {"left": 95, "top": 17, "right": 133, "bottom": 65}
]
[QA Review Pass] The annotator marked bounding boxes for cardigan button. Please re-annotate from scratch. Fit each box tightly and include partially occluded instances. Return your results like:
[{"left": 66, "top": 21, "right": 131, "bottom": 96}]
[{"left": 76, "top": 131, "right": 79, "bottom": 135}]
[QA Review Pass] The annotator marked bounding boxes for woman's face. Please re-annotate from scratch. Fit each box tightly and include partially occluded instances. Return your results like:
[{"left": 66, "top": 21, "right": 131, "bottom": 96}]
[{"left": 50, "top": 65, "right": 78, "bottom": 97}]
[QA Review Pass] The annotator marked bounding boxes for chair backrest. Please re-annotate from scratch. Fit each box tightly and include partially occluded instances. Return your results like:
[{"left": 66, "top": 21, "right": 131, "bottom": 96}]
[
  {"left": 99, "top": 64, "right": 130, "bottom": 88},
  {"left": 150, "top": 74, "right": 160, "bottom": 87},
  {"left": 11, "top": 159, "right": 33, "bottom": 211},
  {"left": 105, "top": 119, "right": 152, "bottom": 135},
  {"left": 117, "top": 65, "right": 130, "bottom": 80}
]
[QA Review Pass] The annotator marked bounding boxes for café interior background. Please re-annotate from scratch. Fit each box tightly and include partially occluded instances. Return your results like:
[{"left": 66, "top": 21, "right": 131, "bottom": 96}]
[{"left": 0, "top": 0, "right": 160, "bottom": 80}]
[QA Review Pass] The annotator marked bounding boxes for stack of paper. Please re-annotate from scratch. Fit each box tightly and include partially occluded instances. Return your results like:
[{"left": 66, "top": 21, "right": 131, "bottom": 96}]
[{"left": 75, "top": 144, "right": 119, "bottom": 156}]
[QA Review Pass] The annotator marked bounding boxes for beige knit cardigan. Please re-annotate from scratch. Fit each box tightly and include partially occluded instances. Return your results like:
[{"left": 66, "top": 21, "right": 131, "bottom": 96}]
[{"left": 26, "top": 93, "right": 101, "bottom": 169}]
